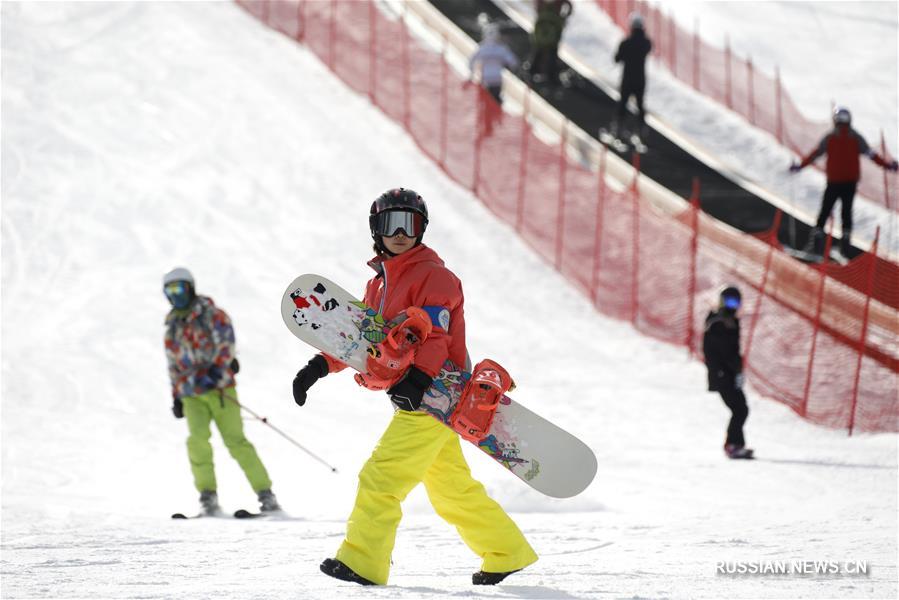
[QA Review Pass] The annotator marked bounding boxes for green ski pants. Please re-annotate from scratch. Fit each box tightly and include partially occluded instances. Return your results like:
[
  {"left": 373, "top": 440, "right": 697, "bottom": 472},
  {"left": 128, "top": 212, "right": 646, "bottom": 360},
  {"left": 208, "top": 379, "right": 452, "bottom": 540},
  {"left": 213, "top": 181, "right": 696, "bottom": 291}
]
[{"left": 182, "top": 386, "right": 272, "bottom": 493}]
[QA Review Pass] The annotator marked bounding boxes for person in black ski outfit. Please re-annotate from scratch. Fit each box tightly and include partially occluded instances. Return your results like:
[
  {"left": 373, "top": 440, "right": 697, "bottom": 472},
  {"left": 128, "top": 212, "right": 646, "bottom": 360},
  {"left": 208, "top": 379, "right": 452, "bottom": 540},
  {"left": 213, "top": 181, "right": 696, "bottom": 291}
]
[
  {"left": 613, "top": 13, "right": 652, "bottom": 139},
  {"left": 702, "top": 285, "right": 752, "bottom": 459}
]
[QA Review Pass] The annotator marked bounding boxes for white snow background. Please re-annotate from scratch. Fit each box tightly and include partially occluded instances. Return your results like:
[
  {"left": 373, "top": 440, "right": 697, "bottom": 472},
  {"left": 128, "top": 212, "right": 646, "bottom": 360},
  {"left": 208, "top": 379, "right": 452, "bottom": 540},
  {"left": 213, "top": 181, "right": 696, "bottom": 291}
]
[{"left": 1, "top": 2, "right": 896, "bottom": 599}]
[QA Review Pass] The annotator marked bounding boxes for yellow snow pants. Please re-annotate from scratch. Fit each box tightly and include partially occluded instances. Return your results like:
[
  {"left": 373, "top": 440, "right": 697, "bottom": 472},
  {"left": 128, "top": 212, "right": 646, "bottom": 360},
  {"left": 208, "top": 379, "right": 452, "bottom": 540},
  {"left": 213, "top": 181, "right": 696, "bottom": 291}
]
[{"left": 335, "top": 410, "right": 538, "bottom": 585}]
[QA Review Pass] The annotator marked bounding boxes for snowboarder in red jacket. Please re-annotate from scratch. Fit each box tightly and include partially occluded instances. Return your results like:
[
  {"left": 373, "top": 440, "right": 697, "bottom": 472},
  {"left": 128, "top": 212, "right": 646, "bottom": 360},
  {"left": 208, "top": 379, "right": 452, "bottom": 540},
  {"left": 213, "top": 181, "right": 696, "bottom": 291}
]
[
  {"left": 290, "top": 188, "right": 538, "bottom": 587},
  {"left": 789, "top": 107, "right": 898, "bottom": 258}
]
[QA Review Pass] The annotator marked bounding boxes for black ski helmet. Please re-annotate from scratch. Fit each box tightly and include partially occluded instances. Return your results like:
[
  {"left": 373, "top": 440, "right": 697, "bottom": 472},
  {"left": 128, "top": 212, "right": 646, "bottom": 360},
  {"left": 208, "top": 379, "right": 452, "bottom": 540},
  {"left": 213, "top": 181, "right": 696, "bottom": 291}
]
[
  {"left": 369, "top": 188, "right": 429, "bottom": 254},
  {"left": 832, "top": 106, "right": 851, "bottom": 126},
  {"left": 718, "top": 285, "right": 742, "bottom": 311}
]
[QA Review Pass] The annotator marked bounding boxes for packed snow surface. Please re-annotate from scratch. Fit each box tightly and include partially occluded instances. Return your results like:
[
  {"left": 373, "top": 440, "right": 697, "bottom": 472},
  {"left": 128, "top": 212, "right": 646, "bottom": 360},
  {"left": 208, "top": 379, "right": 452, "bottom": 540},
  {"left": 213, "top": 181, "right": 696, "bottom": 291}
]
[{"left": 2, "top": 2, "right": 896, "bottom": 599}]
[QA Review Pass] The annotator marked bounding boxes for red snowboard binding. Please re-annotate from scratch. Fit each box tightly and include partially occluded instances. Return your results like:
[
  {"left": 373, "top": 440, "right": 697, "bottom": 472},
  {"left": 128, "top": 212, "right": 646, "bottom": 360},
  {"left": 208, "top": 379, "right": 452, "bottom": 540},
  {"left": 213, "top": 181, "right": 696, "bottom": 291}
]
[
  {"left": 354, "top": 307, "right": 432, "bottom": 391},
  {"left": 450, "top": 359, "right": 514, "bottom": 442}
]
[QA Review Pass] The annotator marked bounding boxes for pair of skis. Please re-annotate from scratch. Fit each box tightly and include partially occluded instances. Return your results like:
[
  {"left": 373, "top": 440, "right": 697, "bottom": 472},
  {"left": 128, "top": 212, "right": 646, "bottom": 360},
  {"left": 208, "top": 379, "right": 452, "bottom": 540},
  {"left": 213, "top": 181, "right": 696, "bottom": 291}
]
[
  {"left": 171, "top": 509, "right": 268, "bottom": 520},
  {"left": 599, "top": 128, "right": 647, "bottom": 154}
]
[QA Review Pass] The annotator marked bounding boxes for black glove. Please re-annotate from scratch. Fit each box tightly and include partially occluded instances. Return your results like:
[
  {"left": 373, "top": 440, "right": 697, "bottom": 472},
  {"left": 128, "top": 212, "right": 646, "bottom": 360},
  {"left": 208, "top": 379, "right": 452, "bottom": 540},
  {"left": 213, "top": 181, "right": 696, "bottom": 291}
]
[
  {"left": 195, "top": 365, "right": 223, "bottom": 392},
  {"left": 293, "top": 355, "right": 329, "bottom": 406},
  {"left": 387, "top": 366, "right": 433, "bottom": 412},
  {"left": 172, "top": 397, "right": 184, "bottom": 419},
  {"left": 888, "top": 159, "right": 898, "bottom": 172}
]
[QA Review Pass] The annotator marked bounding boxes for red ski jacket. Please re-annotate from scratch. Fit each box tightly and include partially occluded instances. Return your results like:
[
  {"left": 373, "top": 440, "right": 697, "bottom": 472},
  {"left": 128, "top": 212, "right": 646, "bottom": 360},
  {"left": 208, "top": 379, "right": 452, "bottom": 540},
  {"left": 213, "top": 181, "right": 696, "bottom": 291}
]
[
  {"left": 322, "top": 244, "right": 467, "bottom": 379},
  {"left": 800, "top": 125, "right": 888, "bottom": 183}
]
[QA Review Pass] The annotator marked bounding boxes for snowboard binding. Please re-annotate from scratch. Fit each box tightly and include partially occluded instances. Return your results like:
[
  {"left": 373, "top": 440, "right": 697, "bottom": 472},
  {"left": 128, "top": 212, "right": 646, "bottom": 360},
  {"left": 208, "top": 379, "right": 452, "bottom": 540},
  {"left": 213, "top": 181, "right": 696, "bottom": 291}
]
[
  {"left": 450, "top": 359, "right": 514, "bottom": 442},
  {"left": 354, "top": 306, "right": 432, "bottom": 390}
]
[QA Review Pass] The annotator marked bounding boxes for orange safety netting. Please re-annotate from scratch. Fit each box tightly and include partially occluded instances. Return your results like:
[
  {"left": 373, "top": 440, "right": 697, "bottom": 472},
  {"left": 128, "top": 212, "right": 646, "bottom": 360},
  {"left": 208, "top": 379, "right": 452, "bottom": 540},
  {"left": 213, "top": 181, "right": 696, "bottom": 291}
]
[{"left": 238, "top": 0, "right": 898, "bottom": 433}]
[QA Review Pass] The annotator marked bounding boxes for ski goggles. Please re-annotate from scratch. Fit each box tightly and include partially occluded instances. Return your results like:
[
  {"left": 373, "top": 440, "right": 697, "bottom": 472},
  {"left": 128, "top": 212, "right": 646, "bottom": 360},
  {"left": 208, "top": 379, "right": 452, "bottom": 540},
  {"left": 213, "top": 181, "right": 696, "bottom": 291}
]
[
  {"left": 164, "top": 281, "right": 192, "bottom": 308},
  {"left": 370, "top": 210, "right": 426, "bottom": 238},
  {"left": 722, "top": 295, "right": 741, "bottom": 310}
]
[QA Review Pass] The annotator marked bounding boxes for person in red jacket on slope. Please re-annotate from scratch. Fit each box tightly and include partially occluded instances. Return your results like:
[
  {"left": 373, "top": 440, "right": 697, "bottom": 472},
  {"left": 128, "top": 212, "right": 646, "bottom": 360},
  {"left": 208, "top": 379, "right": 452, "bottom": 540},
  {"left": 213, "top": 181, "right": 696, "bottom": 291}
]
[
  {"left": 789, "top": 106, "right": 898, "bottom": 258},
  {"left": 290, "top": 188, "right": 538, "bottom": 587}
]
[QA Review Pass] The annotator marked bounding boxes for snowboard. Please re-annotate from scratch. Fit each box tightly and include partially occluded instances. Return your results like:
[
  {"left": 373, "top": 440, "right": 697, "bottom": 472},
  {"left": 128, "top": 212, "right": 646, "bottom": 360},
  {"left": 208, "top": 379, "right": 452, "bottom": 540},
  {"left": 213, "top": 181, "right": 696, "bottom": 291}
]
[{"left": 281, "top": 274, "right": 597, "bottom": 498}]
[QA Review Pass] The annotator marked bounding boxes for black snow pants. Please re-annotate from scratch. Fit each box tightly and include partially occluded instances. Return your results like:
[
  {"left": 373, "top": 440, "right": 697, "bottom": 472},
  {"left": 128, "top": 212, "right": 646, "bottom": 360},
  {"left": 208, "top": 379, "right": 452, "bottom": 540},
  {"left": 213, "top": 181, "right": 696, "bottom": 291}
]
[{"left": 719, "top": 388, "right": 748, "bottom": 448}]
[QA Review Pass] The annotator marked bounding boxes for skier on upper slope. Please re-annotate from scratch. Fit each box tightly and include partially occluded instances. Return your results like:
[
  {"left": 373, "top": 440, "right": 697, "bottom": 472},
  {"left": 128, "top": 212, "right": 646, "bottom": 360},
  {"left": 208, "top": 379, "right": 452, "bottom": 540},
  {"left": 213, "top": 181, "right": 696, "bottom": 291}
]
[
  {"left": 291, "top": 188, "right": 538, "bottom": 587},
  {"left": 612, "top": 12, "right": 652, "bottom": 142},
  {"left": 789, "top": 106, "right": 898, "bottom": 258}
]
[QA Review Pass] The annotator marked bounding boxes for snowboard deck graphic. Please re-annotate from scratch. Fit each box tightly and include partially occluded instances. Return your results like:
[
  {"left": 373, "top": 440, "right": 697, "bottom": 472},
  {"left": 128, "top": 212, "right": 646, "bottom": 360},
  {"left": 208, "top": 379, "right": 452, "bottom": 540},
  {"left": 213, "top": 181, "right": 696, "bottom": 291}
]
[{"left": 281, "top": 274, "right": 597, "bottom": 498}]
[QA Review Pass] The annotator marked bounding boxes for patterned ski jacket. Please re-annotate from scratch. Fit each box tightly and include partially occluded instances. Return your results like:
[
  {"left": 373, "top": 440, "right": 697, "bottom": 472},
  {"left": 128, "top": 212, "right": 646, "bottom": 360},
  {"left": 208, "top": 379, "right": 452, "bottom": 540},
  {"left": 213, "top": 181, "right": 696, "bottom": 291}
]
[
  {"left": 799, "top": 125, "right": 890, "bottom": 183},
  {"left": 164, "top": 295, "right": 237, "bottom": 399},
  {"left": 322, "top": 244, "right": 467, "bottom": 379}
]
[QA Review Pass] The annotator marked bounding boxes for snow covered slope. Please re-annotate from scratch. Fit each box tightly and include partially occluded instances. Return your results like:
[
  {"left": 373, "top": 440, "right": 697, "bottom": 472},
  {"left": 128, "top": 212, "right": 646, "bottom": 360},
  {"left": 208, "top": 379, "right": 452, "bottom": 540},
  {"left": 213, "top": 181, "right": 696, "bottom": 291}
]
[{"left": 1, "top": 2, "right": 896, "bottom": 598}]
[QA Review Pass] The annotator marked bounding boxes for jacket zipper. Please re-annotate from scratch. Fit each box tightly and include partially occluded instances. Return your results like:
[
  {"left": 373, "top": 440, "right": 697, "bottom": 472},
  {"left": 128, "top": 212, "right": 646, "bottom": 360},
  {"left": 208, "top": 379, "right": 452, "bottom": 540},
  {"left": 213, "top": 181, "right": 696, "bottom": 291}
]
[{"left": 378, "top": 265, "right": 388, "bottom": 315}]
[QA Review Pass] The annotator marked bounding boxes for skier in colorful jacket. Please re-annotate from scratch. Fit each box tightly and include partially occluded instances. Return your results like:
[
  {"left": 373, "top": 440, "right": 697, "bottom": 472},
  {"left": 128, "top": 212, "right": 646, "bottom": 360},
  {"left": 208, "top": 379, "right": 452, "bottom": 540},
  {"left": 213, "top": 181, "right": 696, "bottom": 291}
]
[
  {"left": 163, "top": 267, "right": 280, "bottom": 516},
  {"left": 291, "top": 188, "right": 538, "bottom": 587},
  {"left": 789, "top": 106, "right": 898, "bottom": 257}
]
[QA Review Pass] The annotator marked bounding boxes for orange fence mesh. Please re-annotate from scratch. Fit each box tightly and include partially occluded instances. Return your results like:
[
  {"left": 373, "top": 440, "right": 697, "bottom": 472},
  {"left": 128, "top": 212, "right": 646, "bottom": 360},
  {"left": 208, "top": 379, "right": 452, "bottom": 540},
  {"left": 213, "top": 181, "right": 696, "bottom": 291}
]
[{"left": 238, "top": 0, "right": 898, "bottom": 433}]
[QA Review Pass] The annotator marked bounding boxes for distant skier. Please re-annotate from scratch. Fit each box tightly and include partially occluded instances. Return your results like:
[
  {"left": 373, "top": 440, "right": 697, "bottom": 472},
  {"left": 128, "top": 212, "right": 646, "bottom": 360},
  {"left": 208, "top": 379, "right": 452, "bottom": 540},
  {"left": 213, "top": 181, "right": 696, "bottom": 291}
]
[
  {"left": 469, "top": 24, "right": 518, "bottom": 105},
  {"left": 291, "top": 188, "right": 538, "bottom": 586},
  {"left": 468, "top": 23, "right": 518, "bottom": 137},
  {"left": 612, "top": 12, "right": 652, "bottom": 141},
  {"left": 163, "top": 267, "right": 281, "bottom": 515},
  {"left": 789, "top": 106, "right": 898, "bottom": 258},
  {"left": 528, "top": 0, "right": 572, "bottom": 86},
  {"left": 703, "top": 285, "right": 753, "bottom": 460}
]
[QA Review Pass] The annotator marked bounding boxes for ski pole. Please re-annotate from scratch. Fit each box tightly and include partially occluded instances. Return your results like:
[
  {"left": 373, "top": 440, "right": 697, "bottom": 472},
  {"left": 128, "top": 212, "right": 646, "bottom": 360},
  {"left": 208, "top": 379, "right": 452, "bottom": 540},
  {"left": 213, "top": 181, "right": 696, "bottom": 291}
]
[{"left": 238, "top": 402, "right": 338, "bottom": 473}]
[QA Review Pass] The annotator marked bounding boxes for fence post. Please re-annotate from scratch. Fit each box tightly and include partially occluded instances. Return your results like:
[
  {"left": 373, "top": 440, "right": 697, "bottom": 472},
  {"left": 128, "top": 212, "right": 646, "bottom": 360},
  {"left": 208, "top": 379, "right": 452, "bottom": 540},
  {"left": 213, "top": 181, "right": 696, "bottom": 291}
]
[
  {"left": 847, "top": 227, "right": 880, "bottom": 435},
  {"left": 801, "top": 220, "right": 833, "bottom": 416},
  {"left": 591, "top": 146, "right": 608, "bottom": 307},
  {"left": 724, "top": 35, "right": 732, "bottom": 109},
  {"left": 297, "top": 0, "right": 306, "bottom": 42},
  {"left": 515, "top": 89, "right": 531, "bottom": 233},
  {"left": 669, "top": 10, "right": 676, "bottom": 76},
  {"left": 401, "top": 3, "right": 410, "bottom": 131},
  {"left": 685, "top": 177, "right": 701, "bottom": 354},
  {"left": 555, "top": 121, "right": 569, "bottom": 270},
  {"left": 744, "top": 210, "right": 782, "bottom": 369},
  {"left": 473, "top": 93, "right": 483, "bottom": 193},
  {"left": 692, "top": 17, "right": 700, "bottom": 91},
  {"left": 439, "top": 33, "right": 448, "bottom": 170},
  {"left": 775, "top": 66, "right": 784, "bottom": 144},
  {"left": 747, "top": 57, "right": 755, "bottom": 125},
  {"left": 327, "top": 0, "right": 335, "bottom": 70},
  {"left": 630, "top": 153, "right": 641, "bottom": 326},
  {"left": 881, "top": 131, "right": 893, "bottom": 211},
  {"left": 368, "top": 1, "right": 376, "bottom": 102}
]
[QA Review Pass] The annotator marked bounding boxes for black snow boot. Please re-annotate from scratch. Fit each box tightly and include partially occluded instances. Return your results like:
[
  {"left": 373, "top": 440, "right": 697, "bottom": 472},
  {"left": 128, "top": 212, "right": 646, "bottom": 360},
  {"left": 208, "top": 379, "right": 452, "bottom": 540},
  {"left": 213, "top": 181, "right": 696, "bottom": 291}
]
[
  {"left": 199, "top": 490, "right": 219, "bottom": 515},
  {"left": 257, "top": 489, "right": 281, "bottom": 512},
  {"left": 320, "top": 558, "right": 376, "bottom": 586},
  {"left": 472, "top": 569, "right": 521, "bottom": 585}
]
